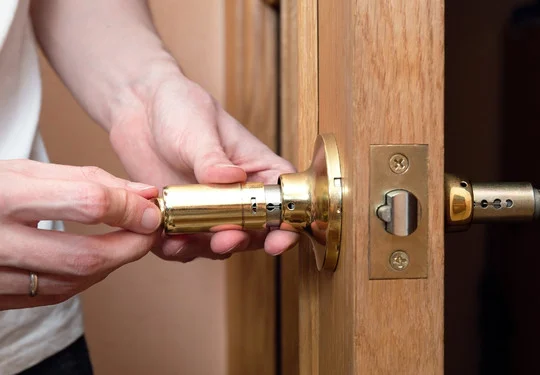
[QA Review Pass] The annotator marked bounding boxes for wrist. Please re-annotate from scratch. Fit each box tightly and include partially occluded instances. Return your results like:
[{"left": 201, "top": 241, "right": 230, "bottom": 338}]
[{"left": 99, "top": 53, "right": 184, "bottom": 132}]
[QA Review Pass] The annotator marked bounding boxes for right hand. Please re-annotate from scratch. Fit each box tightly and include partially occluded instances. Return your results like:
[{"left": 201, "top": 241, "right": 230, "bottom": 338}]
[{"left": 0, "top": 160, "right": 162, "bottom": 310}]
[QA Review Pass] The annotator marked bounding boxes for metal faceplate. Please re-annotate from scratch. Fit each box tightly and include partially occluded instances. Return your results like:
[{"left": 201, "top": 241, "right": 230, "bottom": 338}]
[{"left": 369, "top": 145, "right": 429, "bottom": 279}]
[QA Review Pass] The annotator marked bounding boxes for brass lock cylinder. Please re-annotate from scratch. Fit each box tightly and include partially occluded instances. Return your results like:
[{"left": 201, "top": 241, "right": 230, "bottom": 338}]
[
  {"left": 471, "top": 182, "right": 540, "bottom": 222},
  {"left": 153, "top": 183, "right": 282, "bottom": 233},
  {"left": 445, "top": 173, "right": 540, "bottom": 231}
]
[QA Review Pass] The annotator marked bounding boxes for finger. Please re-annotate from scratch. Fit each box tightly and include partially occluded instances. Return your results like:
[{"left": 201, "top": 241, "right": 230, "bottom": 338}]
[
  {"left": 3, "top": 161, "right": 158, "bottom": 198},
  {"left": 0, "top": 267, "right": 91, "bottom": 296},
  {"left": 6, "top": 178, "right": 162, "bottom": 233},
  {"left": 159, "top": 231, "right": 249, "bottom": 256},
  {"left": 155, "top": 233, "right": 233, "bottom": 262},
  {"left": 153, "top": 245, "right": 232, "bottom": 263},
  {"left": 176, "top": 123, "right": 246, "bottom": 184},
  {"left": 161, "top": 230, "right": 268, "bottom": 256},
  {"left": 161, "top": 230, "right": 297, "bottom": 258},
  {"left": 217, "top": 110, "right": 297, "bottom": 183},
  {"left": 193, "top": 147, "right": 247, "bottom": 184},
  {"left": 210, "top": 231, "right": 251, "bottom": 254},
  {"left": 0, "top": 295, "right": 73, "bottom": 311},
  {"left": 210, "top": 230, "right": 268, "bottom": 254},
  {"left": 1, "top": 225, "right": 157, "bottom": 276},
  {"left": 264, "top": 230, "right": 300, "bottom": 255}
]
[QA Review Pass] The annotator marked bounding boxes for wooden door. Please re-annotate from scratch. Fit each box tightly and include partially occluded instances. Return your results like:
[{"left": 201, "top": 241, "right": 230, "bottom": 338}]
[{"left": 279, "top": 0, "right": 445, "bottom": 374}]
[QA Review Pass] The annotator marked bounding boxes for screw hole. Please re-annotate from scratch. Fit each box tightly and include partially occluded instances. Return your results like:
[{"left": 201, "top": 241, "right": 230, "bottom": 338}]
[
  {"left": 460, "top": 181, "right": 468, "bottom": 188},
  {"left": 506, "top": 199, "right": 514, "bottom": 208},
  {"left": 493, "top": 199, "right": 502, "bottom": 209},
  {"left": 287, "top": 202, "right": 296, "bottom": 210},
  {"left": 481, "top": 200, "right": 488, "bottom": 208}
]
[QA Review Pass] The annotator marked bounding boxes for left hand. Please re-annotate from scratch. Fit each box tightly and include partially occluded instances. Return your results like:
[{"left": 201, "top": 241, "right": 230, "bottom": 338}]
[{"left": 108, "top": 72, "right": 299, "bottom": 262}]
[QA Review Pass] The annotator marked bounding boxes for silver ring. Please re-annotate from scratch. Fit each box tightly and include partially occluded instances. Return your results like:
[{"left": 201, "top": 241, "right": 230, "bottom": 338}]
[{"left": 29, "top": 272, "right": 38, "bottom": 297}]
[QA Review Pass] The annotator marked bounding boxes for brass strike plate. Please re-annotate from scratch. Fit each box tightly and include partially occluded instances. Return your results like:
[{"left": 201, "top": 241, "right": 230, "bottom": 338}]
[{"left": 369, "top": 145, "right": 429, "bottom": 279}]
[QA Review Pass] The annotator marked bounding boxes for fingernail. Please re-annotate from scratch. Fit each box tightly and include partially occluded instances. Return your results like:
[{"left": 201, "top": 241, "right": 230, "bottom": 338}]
[
  {"left": 141, "top": 207, "right": 162, "bottom": 231},
  {"left": 128, "top": 182, "right": 156, "bottom": 191},
  {"left": 215, "top": 164, "right": 243, "bottom": 169},
  {"left": 174, "top": 246, "right": 185, "bottom": 257},
  {"left": 218, "top": 244, "right": 239, "bottom": 254}
]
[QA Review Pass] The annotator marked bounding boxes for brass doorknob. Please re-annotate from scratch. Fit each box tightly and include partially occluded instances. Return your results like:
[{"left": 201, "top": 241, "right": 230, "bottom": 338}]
[
  {"left": 151, "top": 133, "right": 540, "bottom": 274},
  {"left": 152, "top": 134, "right": 343, "bottom": 271}
]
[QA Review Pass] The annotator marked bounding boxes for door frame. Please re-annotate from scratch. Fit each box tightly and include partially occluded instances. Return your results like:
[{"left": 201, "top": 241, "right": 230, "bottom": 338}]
[
  {"left": 224, "top": 2, "right": 279, "bottom": 375},
  {"left": 226, "top": 0, "right": 445, "bottom": 373}
]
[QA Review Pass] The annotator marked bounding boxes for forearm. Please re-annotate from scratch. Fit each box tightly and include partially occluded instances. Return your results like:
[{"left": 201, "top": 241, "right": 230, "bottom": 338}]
[{"left": 31, "top": 0, "right": 181, "bottom": 131}]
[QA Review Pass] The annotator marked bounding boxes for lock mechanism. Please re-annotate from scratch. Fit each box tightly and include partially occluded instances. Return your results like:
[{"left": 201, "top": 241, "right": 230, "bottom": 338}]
[
  {"left": 369, "top": 145, "right": 429, "bottom": 279},
  {"left": 152, "top": 134, "right": 343, "bottom": 272},
  {"left": 444, "top": 173, "right": 540, "bottom": 231},
  {"left": 370, "top": 145, "right": 540, "bottom": 280},
  {"left": 151, "top": 136, "right": 540, "bottom": 277}
]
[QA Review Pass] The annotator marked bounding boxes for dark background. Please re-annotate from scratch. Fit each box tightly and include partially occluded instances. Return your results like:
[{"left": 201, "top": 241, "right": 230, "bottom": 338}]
[{"left": 445, "top": 0, "right": 540, "bottom": 373}]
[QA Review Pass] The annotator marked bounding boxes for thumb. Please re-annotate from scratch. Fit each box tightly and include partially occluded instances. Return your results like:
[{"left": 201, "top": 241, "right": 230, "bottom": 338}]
[{"left": 193, "top": 148, "right": 247, "bottom": 184}]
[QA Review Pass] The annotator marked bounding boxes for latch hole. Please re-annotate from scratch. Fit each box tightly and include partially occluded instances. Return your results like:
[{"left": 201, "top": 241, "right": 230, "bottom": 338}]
[
  {"left": 287, "top": 202, "right": 296, "bottom": 210},
  {"left": 493, "top": 199, "right": 502, "bottom": 209},
  {"left": 481, "top": 200, "right": 488, "bottom": 208},
  {"left": 460, "top": 181, "right": 468, "bottom": 188},
  {"left": 506, "top": 199, "right": 514, "bottom": 208}
]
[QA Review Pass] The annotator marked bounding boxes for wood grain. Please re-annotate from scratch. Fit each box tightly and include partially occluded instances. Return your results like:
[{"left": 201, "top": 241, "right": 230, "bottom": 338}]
[
  {"left": 278, "top": 1, "right": 300, "bottom": 375},
  {"left": 295, "top": 0, "right": 320, "bottom": 375},
  {"left": 224, "top": 2, "right": 278, "bottom": 375},
  {"left": 297, "top": 0, "right": 445, "bottom": 373}
]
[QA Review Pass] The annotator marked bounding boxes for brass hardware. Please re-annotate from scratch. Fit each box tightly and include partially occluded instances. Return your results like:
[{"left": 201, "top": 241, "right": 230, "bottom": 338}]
[
  {"left": 472, "top": 183, "right": 538, "bottom": 221},
  {"left": 153, "top": 183, "right": 273, "bottom": 233},
  {"left": 369, "top": 145, "right": 429, "bottom": 280},
  {"left": 444, "top": 173, "right": 540, "bottom": 231},
  {"left": 388, "top": 154, "right": 410, "bottom": 175},
  {"left": 152, "top": 134, "right": 343, "bottom": 271},
  {"left": 444, "top": 174, "right": 473, "bottom": 232},
  {"left": 389, "top": 250, "right": 410, "bottom": 271}
]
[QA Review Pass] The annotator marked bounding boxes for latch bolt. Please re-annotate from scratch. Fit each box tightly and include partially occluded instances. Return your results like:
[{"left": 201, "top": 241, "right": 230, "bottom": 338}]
[{"left": 376, "top": 190, "right": 419, "bottom": 237}]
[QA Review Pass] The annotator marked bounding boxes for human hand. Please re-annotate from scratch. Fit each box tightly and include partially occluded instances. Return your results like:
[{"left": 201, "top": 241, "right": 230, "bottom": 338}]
[
  {"left": 109, "top": 72, "right": 300, "bottom": 262},
  {"left": 0, "top": 160, "right": 162, "bottom": 310}
]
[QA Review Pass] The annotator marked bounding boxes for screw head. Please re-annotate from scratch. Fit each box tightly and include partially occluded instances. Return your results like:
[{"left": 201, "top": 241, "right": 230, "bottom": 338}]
[
  {"left": 390, "top": 250, "right": 409, "bottom": 271},
  {"left": 389, "top": 153, "right": 410, "bottom": 174}
]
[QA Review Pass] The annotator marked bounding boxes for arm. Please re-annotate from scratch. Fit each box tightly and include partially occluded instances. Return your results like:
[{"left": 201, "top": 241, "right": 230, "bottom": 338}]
[{"left": 31, "top": 0, "right": 177, "bottom": 130}]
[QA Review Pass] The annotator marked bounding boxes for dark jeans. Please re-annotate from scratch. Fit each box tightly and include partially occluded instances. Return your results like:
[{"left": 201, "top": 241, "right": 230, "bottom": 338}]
[{"left": 18, "top": 336, "right": 93, "bottom": 375}]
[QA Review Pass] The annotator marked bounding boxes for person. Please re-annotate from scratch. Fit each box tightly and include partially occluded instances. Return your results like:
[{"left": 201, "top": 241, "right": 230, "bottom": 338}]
[{"left": 0, "top": 1, "right": 299, "bottom": 374}]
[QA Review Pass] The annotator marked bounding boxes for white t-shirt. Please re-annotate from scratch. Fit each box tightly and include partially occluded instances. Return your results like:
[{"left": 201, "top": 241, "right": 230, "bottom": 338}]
[{"left": 0, "top": 1, "right": 84, "bottom": 373}]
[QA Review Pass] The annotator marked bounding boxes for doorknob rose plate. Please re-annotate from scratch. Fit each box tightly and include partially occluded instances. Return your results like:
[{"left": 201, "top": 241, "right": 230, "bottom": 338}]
[
  {"left": 151, "top": 134, "right": 343, "bottom": 272},
  {"left": 278, "top": 133, "right": 343, "bottom": 271}
]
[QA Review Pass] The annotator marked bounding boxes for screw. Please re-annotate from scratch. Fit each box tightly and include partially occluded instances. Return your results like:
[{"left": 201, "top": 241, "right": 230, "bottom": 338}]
[
  {"left": 389, "top": 153, "right": 409, "bottom": 174},
  {"left": 390, "top": 250, "right": 409, "bottom": 271}
]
